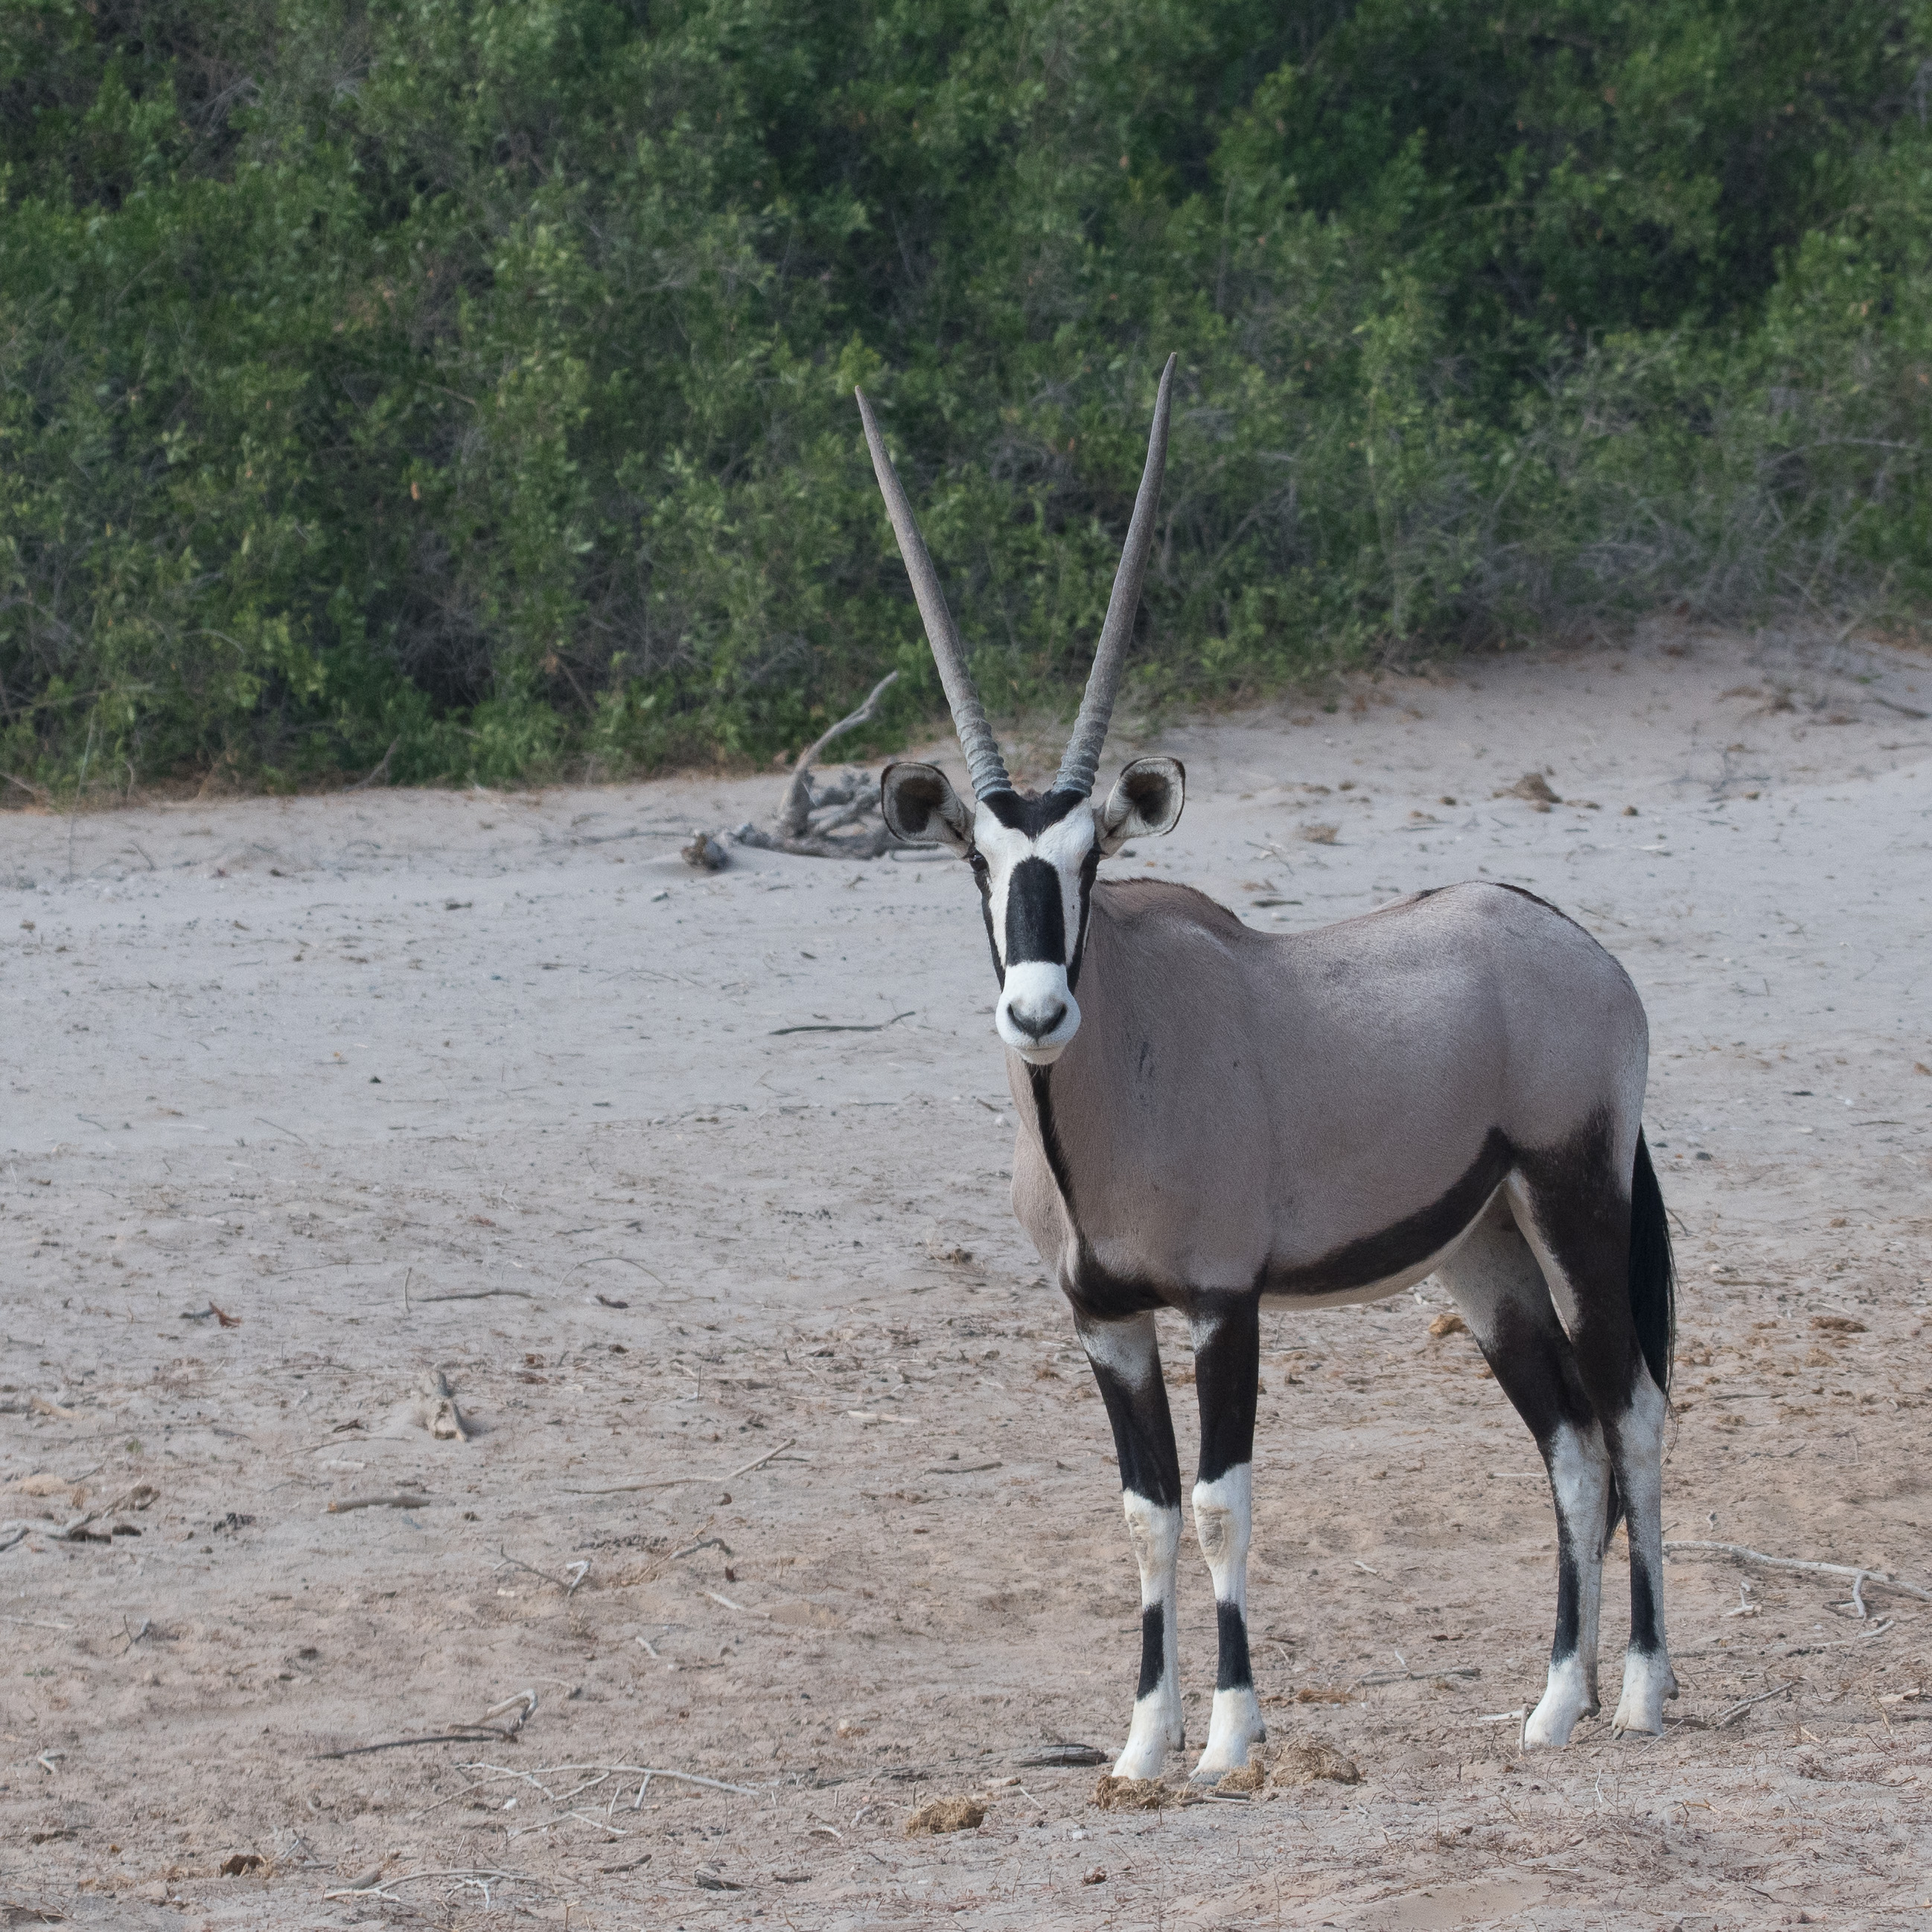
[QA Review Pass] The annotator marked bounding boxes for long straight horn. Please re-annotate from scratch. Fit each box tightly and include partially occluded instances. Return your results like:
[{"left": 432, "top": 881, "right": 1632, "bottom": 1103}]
[
  {"left": 1053, "top": 352, "right": 1177, "bottom": 798},
  {"left": 855, "top": 388, "right": 1012, "bottom": 800}
]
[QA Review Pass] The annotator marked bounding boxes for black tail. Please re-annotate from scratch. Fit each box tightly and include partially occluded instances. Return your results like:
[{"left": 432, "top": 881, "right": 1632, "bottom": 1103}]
[{"left": 1628, "top": 1130, "right": 1676, "bottom": 1395}]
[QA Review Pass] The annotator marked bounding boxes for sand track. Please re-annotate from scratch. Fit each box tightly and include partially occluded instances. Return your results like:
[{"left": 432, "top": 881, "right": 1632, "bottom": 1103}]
[{"left": 2, "top": 627, "right": 1929, "bottom": 1929}]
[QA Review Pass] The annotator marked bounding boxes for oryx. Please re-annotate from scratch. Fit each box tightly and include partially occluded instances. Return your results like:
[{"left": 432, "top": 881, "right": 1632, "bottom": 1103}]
[{"left": 855, "top": 357, "right": 1678, "bottom": 1779}]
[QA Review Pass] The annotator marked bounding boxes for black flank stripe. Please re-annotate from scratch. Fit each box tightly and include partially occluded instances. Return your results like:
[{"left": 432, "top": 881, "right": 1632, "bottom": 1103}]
[{"left": 1263, "top": 1127, "right": 1513, "bottom": 1298}]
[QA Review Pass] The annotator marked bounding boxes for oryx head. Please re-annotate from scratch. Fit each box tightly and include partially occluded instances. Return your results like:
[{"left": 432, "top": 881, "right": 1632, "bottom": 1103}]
[{"left": 856, "top": 357, "right": 1186, "bottom": 1066}]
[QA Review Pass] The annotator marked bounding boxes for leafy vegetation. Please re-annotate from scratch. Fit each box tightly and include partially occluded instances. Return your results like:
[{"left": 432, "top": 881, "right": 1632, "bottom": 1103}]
[{"left": 4, "top": 0, "right": 1931, "bottom": 791}]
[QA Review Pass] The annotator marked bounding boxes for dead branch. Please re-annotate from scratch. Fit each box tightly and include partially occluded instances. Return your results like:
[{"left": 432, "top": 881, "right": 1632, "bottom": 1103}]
[
  {"left": 325, "top": 1493, "right": 432, "bottom": 1514},
  {"left": 415, "top": 1287, "right": 537, "bottom": 1304},
  {"left": 345, "top": 738, "right": 401, "bottom": 792},
  {"left": 316, "top": 1730, "right": 509, "bottom": 1760},
  {"left": 459, "top": 1759, "right": 756, "bottom": 1796},
  {"left": 733, "top": 670, "right": 902, "bottom": 858},
  {"left": 48, "top": 1482, "right": 159, "bottom": 1543},
  {"left": 723, "top": 1437, "right": 797, "bottom": 1481},
  {"left": 1665, "top": 1540, "right": 1931, "bottom": 1616},
  {"left": 493, "top": 1549, "right": 588, "bottom": 1595},
  {"left": 1711, "top": 1679, "right": 1802, "bottom": 1727},
  {"left": 322, "top": 1866, "right": 517, "bottom": 1902},
  {"left": 669, "top": 1534, "right": 732, "bottom": 1562},
  {"left": 769, "top": 1011, "right": 914, "bottom": 1036}
]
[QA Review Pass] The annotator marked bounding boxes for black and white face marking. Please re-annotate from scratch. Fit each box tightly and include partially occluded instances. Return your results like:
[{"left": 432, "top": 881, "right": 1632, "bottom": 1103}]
[
  {"left": 879, "top": 756, "right": 1185, "bottom": 1068},
  {"left": 975, "top": 794, "right": 1096, "bottom": 1065}
]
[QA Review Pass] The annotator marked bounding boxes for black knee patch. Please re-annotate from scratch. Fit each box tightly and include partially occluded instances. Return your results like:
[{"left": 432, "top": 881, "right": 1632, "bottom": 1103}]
[
  {"left": 1214, "top": 1598, "right": 1252, "bottom": 1692},
  {"left": 1136, "top": 1602, "right": 1166, "bottom": 1700},
  {"left": 1629, "top": 1554, "right": 1663, "bottom": 1655}
]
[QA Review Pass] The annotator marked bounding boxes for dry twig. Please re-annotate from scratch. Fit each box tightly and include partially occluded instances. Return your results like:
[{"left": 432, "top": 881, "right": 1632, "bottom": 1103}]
[{"left": 1665, "top": 1540, "right": 1930, "bottom": 1616}]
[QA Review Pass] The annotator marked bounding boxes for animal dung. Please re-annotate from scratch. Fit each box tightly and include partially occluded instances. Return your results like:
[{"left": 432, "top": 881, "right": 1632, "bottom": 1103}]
[
  {"left": 1091, "top": 1774, "right": 1171, "bottom": 1811},
  {"left": 1216, "top": 1761, "right": 1267, "bottom": 1793},
  {"left": 905, "top": 1796, "right": 986, "bottom": 1835},
  {"left": 1272, "top": 1740, "right": 1362, "bottom": 1786},
  {"left": 1299, "top": 821, "right": 1340, "bottom": 844},
  {"left": 1428, "top": 1310, "right": 1469, "bottom": 1338},
  {"left": 1811, "top": 1314, "right": 1866, "bottom": 1334},
  {"left": 1498, "top": 771, "right": 1561, "bottom": 808}
]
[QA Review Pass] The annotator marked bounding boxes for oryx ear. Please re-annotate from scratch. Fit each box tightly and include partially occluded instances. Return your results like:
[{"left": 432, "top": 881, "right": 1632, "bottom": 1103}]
[
  {"left": 881, "top": 762, "right": 975, "bottom": 854},
  {"left": 1095, "top": 756, "right": 1185, "bottom": 855}
]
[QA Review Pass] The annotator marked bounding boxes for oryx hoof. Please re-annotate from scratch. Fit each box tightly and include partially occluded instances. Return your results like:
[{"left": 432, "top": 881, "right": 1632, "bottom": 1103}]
[
  {"left": 1610, "top": 1650, "right": 1677, "bottom": 1737},
  {"left": 1189, "top": 1687, "right": 1265, "bottom": 1782},
  {"left": 1113, "top": 1697, "right": 1183, "bottom": 1780},
  {"left": 1523, "top": 1656, "right": 1594, "bottom": 1750}
]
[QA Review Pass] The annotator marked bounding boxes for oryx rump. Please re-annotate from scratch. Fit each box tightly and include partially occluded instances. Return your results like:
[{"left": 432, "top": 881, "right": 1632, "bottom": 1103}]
[{"left": 856, "top": 357, "right": 1678, "bottom": 1779}]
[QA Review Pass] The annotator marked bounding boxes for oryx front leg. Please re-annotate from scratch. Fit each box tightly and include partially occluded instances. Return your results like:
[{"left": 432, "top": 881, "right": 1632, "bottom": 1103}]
[
  {"left": 1077, "top": 1310, "right": 1184, "bottom": 1779},
  {"left": 1189, "top": 1298, "right": 1264, "bottom": 1782}
]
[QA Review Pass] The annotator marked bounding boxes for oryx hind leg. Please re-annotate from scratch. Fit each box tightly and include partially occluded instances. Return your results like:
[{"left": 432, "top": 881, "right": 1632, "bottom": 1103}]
[
  {"left": 1508, "top": 1127, "right": 1677, "bottom": 1741},
  {"left": 1077, "top": 1310, "right": 1185, "bottom": 1779},
  {"left": 1188, "top": 1295, "right": 1264, "bottom": 1782},
  {"left": 1436, "top": 1194, "right": 1613, "bottom": 1750}
]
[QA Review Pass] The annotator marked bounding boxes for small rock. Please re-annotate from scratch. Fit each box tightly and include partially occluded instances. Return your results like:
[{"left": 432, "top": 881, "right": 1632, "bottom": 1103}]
[{"left": 683, "top": 831, "right": 730, "bottom": 871}]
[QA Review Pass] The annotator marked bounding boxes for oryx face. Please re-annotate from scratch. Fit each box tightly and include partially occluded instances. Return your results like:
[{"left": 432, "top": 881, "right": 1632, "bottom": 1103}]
[{"left": 881, "top": 757, "right": 1186, "bottom": 1065}]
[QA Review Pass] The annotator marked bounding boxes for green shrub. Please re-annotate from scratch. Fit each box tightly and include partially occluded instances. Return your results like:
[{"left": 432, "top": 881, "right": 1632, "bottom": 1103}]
[{"left": 2, "top": 0, "right": 1929, "bottom": 792}]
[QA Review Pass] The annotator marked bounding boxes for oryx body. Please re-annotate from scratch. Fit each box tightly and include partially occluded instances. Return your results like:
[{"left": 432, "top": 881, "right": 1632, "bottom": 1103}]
[{"left": 855, "top": 358, "right": 1678, "bottom": 1781}]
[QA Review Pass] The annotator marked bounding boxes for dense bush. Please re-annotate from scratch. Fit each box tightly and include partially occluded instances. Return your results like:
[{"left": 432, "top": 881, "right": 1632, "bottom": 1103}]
[{"left": 3, "top": 0, "right": 1930, "bottom": 790}]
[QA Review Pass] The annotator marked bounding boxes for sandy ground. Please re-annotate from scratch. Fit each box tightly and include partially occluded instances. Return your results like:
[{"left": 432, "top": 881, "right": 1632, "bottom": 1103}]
[{"left": 1, "top": 625, "right": 1929, "bottom": 1932}]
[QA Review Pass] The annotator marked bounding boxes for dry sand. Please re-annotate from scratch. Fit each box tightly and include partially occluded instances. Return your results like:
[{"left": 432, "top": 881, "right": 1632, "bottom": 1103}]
[{"left": 1, "top": 625, "right": 1928, "bottom": 1931}]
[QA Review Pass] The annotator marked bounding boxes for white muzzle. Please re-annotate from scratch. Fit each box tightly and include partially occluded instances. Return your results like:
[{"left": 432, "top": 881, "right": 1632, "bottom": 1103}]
[{"left": 997, "top": 961, "right": 1082, "bottom": 1065}]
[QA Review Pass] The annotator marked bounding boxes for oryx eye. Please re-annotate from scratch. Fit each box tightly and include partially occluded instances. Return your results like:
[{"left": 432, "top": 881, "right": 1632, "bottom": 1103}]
[{"left": 968, "top": 850, "right": 988, "bottom": 875}]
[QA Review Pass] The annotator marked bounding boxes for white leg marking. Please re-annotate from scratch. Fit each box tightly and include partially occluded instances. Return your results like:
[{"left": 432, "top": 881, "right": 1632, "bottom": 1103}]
[
  {"left": 1530, "top": 1418, "right": 1612, "bottom": 1748},
  {"left": 1188, "top": 1463, "right": 1264, "bottom": 1781},
  {"left": 1114, "top": 1495, "right": 1182, "bottom": 1779},
  {"left": 1610, "top": 1374, "right": 1677, "bottom": 1737}
]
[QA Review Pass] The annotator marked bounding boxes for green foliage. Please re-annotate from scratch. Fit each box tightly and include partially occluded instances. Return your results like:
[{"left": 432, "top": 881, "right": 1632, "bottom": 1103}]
[{"left": 4, "top": 0, "right": 1931, "bottom": 790}]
